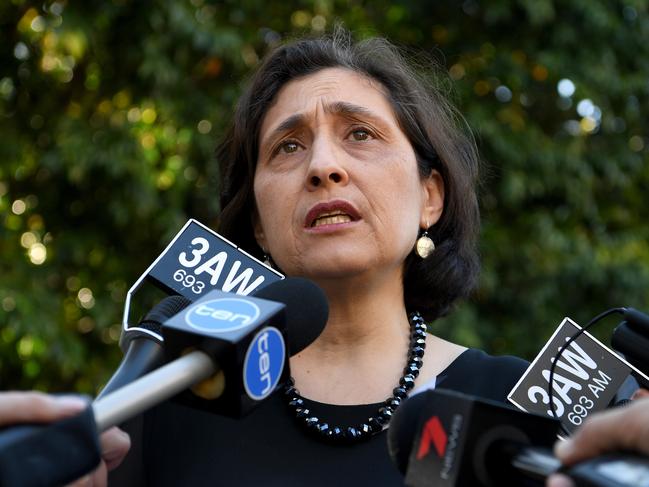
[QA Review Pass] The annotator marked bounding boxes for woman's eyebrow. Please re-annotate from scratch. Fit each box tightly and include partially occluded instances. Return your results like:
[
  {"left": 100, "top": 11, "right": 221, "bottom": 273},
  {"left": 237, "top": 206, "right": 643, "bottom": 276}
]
[
  {"left": 261, "top": 113, "right": 305, "bottom": 149},
  {"left": 323, "top": 101, "right": 383, "bottom": 122},
  {"left": 325, "top": 101, "right": 393, "bottom": 135},
  {"left": 262, "top": 101, "right": 389, "bottom": 148}
]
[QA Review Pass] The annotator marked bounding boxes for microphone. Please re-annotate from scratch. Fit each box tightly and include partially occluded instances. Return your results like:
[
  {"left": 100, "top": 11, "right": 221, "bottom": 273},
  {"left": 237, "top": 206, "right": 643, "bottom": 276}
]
[
  {"left": 388, "top": 388, "right": 649, "bottom": 487},
  {"left": 101, "top": 219, "right": 286, "bottom": 398},
  {"left": 96, "top": 295, "right": 191, "bottom": 399},
  {"left": 95, "top": 277, "right": 327, "bottom": 424},
  {"left": 157, "top": 277, "right": 328, "bottom": 418},
  {"left": 252, "top": 276, "right": 328, "bottom": 354},
  {"left": 507, "top": 316, "right": 649, "bottom": 434},
  {"left": 0, "top": 278, "right": 328, "bottom": 487},
  {"left": 97, "top": 276, "right": 326, "bottom": 400},
  {"left": 612, "top": 308, "right": 649, "bottom": 389},
  {"left": 122, "top": 219, "right": 283, "bottom": 341}
]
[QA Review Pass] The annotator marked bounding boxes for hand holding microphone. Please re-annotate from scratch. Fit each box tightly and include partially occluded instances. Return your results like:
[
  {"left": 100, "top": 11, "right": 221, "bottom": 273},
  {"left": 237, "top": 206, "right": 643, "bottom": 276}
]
[
  {"left": 0, "top": 392, "right": 130, "bottom": 487},
  {"left": 548, "top": 391, "right": 649, "bottom": 487}
]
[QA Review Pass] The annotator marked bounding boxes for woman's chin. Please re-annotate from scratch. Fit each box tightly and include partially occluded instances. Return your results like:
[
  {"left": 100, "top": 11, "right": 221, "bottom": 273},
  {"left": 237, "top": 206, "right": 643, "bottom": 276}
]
[{"left": 285, "top": 258, "right": 384, "bottom": 283}]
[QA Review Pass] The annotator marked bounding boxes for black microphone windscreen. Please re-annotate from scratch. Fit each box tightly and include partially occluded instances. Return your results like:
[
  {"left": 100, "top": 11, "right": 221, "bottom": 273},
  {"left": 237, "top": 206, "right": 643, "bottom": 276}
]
[
  {"left": 611, "top": 322, "right": 649, "bottom": 389},
  {"left": 624, "top": 307, "right": 649, "bottom": 334},
  {"left": 253, "top": 277, "right": 328, "bottom": 355},
  {"left": 387, "top": 390, "right": 428, "bottom": 475},
  {"left": 142, "top": 294, "right": 193, "bottom": 330},
  {"left": 120, "top": 295, "right": 192, "bottom": 351}
]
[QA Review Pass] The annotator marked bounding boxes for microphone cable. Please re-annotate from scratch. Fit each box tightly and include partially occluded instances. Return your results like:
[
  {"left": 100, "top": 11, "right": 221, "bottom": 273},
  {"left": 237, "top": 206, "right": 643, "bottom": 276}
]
[{"left": 548, "top": 307, "right": 627, "bottom": 436}]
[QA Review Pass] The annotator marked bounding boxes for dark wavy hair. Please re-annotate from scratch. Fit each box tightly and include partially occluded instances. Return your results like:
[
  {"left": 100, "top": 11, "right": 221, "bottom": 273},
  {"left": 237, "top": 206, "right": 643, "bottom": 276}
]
[{"left": 216, "top": 30, "right": 481, "bottom": 321}]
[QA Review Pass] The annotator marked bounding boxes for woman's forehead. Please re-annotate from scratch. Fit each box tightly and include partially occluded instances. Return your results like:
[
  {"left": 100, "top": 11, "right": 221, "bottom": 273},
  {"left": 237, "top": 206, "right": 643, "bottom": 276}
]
[{"left": 259, "top": 67, "right": 397, "bottom": 139}]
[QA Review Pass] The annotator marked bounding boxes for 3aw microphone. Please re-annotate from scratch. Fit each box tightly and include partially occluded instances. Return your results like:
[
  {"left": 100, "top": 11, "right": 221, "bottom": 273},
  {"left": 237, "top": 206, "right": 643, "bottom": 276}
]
[
  {"left": 103, "top": 219, "right": 287, "bottom": 398},
  {"left": 122, "top": 219, "right": 283, "bottom": 342},
  {"left": 507, "top": 316, "right": 649, "bottom": 434},
  {"left": 389, "top": 388, "right": 649, "bottom": 487}
]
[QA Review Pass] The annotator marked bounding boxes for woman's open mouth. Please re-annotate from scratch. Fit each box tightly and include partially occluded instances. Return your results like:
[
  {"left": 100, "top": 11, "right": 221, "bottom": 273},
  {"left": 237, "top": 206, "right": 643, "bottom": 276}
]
[{"left": 305, "top": 200, "right": 361, "bottom": 230}]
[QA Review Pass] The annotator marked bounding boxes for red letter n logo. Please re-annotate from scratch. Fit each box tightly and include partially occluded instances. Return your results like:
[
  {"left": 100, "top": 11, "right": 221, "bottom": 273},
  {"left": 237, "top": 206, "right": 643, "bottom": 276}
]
[{"left": 416, "top": 416, "right": 447, "bottom": 460}]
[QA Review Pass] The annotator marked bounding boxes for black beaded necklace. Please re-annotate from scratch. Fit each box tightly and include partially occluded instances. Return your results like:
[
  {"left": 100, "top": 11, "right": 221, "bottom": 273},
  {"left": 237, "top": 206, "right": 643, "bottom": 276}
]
[{"left": 283, "top": 311, "right": 427, "bottom": 443}]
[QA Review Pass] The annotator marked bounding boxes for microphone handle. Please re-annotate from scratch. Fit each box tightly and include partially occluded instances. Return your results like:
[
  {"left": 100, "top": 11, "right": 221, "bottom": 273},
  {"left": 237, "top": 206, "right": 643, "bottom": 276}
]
[
  {"left": 488, "top": 443, "right": 554, "bottom": 486},
  {"left": 566, "top": 454, "right": 649, "bottom": 487},
  {"left": 93, "top": 349, "right": 215, "bottom": 431},
  {"left": 96, "top": 338, "right": 165, "bottom": 400},
  {"left": 511, "top": 446, "right": 649, "bottom": 487}
]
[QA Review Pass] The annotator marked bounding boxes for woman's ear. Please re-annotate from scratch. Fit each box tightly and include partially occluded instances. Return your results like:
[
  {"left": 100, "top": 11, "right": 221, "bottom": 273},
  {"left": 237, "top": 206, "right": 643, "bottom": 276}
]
[{"left": 420, "top": 170, "right": 445, "bottom": 228}]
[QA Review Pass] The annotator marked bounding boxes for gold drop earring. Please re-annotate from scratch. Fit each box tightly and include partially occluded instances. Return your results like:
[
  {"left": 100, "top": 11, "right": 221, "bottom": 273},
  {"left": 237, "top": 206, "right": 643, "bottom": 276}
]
[{"left": 415, "top": 222, "right": 435, "bottom": 259}]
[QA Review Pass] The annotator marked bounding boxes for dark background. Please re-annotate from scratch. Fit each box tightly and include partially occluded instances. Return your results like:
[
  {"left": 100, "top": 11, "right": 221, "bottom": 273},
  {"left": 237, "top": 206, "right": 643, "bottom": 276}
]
[{"left": 1, "top": 0, "right": 648, "bottom": 394}]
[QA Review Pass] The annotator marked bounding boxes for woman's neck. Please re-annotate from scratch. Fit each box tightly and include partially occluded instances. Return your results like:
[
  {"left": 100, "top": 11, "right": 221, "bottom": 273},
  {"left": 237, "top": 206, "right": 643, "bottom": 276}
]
[
  {"left": 288, "top": 273, "right": 413, "bottom": 404},
  {"left": 287, "top": 271, "right": 467, "bottom": 405}
]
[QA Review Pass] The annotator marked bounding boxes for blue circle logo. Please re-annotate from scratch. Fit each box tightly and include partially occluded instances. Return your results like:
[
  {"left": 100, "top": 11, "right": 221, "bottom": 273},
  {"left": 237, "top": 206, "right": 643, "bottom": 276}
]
[
  {"left": 185, "top": 298, "right": 260, "bottom": 333},
  {"left": 243, "top": 327, "right": 286, "bottom": 400}
]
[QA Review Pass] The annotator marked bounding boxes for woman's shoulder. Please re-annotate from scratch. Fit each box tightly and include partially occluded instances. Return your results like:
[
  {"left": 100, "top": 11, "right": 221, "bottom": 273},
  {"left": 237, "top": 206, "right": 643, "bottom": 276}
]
[{"left": 434, "top": 348, "right": 529, "bottom": 403}]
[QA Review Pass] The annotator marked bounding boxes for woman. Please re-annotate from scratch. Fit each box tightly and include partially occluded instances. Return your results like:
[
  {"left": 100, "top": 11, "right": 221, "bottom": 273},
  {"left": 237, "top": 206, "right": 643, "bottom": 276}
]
[{"left": 111, "top": 30, "right": 527, "bottom": 485}]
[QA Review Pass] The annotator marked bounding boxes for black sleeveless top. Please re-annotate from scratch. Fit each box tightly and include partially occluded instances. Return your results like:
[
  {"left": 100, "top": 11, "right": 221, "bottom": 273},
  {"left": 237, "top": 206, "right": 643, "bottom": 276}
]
[{"left": 110, "top": 349, "right": 528, "bottom": 486}]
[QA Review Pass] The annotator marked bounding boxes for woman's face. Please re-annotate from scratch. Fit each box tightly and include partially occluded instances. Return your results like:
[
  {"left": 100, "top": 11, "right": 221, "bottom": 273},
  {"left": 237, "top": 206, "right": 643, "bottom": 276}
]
[{"left": 254, "top": 67, "right": 443, "bottom": 281}]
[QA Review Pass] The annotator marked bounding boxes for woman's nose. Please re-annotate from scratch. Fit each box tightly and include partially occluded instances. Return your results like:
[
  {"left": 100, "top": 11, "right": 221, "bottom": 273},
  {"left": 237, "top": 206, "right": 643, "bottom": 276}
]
[{"left": 305, "top": 135, "right": 349, "bottom": 190}]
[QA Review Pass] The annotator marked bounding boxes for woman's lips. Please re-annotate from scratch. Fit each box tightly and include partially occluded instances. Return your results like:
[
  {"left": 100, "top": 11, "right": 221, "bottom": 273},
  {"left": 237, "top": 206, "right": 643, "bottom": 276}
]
[{"left": 304, "top": 200, "right": 361, "bottom": 229}]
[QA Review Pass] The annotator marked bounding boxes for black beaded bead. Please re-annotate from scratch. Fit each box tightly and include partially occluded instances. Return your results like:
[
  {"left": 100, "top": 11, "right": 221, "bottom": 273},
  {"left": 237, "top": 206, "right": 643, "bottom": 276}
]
[
  {"left": 368, "top": 417, "right": 383, "bottom": 432},
  {"left": 378, "top": 406, "right": 394, "bottom": 421},
  {"left": 285, "top": 311, "right": 427, "bottom": 444},
  {"left": 330, "top": 426, "right": 344, "bottom": 439},
  {"left": 400, "top": 374, "right": 416, "bottom": 390},
  {"left": 386, "top": 397, "right": 402, "bottom": 409},
  {"left": 413, "top": 337, "right": 426, "bottom": 348},
  {"left": 404, "top": 363, "right": 420, "bottom": 377},
  {"left": 295, "top": 408, "right": 310, "bottom": 419},
  {"left": 412, "top": 329, "right": 427, "bottom": 339},
  {"left": 305, "top": 416, "right": 320, "bottom": 428},
  {"left": 345, "top": 427, "right": 361, "bottom": 441},
  {"left": 410, "top": 346, "right": 425, "bottom": 358},
  {"left": 409, "top": 356, "right": 424, "bottom": 366},
  {"left": 288, "top": 397, "right": 304, "bottom": 409},
  {"left": 393, "top": 386, "right": 408, "bottom": 399}
]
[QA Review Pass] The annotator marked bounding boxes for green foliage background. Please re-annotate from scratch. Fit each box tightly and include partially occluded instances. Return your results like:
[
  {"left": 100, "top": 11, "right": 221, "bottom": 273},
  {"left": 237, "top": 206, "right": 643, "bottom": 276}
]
[{"left": 1, "top": 0, "right": 648, "bottom": 394}]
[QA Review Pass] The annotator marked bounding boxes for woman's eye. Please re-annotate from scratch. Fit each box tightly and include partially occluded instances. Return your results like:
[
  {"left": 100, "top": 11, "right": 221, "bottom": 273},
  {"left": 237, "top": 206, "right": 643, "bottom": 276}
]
[
  {"left": 350, "top": 129, "right": 371, "bottom": 141},
  {"left": 279, "top": 141, "right": 299, "bottom": 154}
]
